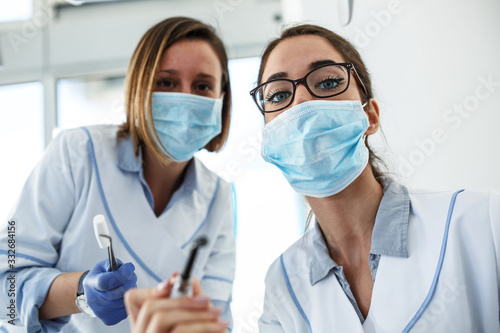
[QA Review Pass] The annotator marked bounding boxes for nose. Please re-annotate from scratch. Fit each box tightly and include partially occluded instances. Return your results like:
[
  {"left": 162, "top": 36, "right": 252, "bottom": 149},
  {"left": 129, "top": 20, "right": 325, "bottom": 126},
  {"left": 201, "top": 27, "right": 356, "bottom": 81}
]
[
  {"left": 290, "top": 83, "right": 314, "bottom": 108},
  {"left": 180, "top": 82, "right": 191, "bottom": 94}
]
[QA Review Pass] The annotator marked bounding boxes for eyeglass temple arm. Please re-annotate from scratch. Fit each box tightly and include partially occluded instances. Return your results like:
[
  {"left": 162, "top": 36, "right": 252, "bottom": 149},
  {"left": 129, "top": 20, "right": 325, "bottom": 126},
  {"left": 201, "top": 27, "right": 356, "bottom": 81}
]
[{"left": 351, "top": 67, "right": 368, "bottom": 97}]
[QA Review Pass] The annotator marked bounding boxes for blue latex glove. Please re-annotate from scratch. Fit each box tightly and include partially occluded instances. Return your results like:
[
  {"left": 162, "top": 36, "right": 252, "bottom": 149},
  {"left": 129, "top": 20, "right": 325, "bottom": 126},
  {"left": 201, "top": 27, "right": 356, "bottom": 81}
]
[{"left": 83, "top": 259, "right": 137, "bottom": 326}]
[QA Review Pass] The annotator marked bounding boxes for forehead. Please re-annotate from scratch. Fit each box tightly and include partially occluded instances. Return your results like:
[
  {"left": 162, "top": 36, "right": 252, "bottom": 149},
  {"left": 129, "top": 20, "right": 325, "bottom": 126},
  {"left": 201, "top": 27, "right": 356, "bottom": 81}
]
[
  {"left": 262, "top": 35, "right": 347, "bottom": 81},
  {"left": 159, "top": 39, "right": 222, "bottom": 74}
]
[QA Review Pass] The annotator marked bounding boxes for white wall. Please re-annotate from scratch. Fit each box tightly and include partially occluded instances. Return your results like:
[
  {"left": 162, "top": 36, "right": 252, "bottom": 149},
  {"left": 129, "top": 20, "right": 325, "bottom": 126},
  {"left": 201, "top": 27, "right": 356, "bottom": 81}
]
[{"left": 286, "top": 0, "right": 500, "bottom": 191}]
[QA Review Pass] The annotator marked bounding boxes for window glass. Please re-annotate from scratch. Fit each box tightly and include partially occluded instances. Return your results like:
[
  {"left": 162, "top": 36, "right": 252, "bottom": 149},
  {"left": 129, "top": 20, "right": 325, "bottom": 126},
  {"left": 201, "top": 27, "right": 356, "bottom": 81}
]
[
  {"left": 56, "top": 76, "right": 126, "bottom": 130},
  {"left": 0, "top": 82, "right": 44, "bottom": 220},
  {"left": 0, "top": 0, "right": 33, "bottom": 22}
]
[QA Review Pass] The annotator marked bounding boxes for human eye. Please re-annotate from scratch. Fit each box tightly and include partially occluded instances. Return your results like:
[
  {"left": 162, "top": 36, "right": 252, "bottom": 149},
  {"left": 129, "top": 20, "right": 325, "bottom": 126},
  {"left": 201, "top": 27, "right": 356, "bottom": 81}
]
[
  {"left": 195, "top": 82, "right": 212, "bottom": 92},
  {"left": 265, "top": 89, "right": 292, "bottom": 105},
  {"left": 155, "top": 78, "right": 176, "bottom": 90},
  {"left": 315, "top": 76, "right": 345, "bottom": 91}
]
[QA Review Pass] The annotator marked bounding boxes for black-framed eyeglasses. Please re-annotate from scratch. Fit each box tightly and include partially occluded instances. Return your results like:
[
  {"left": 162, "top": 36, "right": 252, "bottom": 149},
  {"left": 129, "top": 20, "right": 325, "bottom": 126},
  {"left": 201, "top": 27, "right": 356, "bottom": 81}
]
[{"left": 249, "top": 63, "right": 368, "bottom": 113}]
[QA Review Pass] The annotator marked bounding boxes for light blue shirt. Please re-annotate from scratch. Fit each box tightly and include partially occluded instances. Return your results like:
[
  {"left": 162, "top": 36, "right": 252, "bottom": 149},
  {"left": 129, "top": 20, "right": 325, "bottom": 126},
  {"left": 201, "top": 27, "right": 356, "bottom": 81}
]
[{"left": 309, "top": 180, "right": 410, "bottom": 323}]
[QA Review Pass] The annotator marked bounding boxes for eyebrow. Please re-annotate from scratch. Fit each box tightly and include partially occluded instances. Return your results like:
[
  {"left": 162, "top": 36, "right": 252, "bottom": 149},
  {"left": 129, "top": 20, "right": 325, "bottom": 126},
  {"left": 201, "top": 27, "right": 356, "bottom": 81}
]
[
  {"left": 265, "top": 71, "right": 288, "bottom": 82},
  {"left": 309, "top": 59, "right": 338, "bottom": 70},
  {"left": 159, "top": 69, "right": 178, "bottom": 75},
  {"left": 196, "top": 73, "right": 216, "bottom": 80},
  {"left": 264, "top": 59, "right": 339, "bottom": 82},
  {"left": 158, "top": 70, "right": 216, "bottom": 80}
]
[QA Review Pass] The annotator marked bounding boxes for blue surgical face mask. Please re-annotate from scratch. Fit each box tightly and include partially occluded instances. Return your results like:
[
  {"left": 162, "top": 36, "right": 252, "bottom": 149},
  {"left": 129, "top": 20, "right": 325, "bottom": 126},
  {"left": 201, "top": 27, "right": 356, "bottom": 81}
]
[
  {"left": 150, "top": 92, "right": 223, "bottom": 162},
  {"left": 261, "top": 100, "right": 369, "bottom": 198}
]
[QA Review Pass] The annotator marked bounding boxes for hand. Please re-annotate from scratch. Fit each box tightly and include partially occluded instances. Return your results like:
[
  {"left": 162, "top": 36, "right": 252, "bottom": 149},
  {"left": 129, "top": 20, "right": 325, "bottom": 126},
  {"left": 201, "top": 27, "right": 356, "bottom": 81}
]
[
  {"left": 83, "top": 259, "right": 137, "bottom": 325},
  {"left": 125, "top": 276, "right": 228, "bottom": 333}
]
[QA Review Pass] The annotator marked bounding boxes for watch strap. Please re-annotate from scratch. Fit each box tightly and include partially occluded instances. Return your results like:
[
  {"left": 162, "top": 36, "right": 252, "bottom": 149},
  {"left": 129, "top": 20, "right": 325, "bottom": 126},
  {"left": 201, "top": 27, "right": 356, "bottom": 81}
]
[{"left": 77, "top": 270, "right": 90, "bottom": 297}]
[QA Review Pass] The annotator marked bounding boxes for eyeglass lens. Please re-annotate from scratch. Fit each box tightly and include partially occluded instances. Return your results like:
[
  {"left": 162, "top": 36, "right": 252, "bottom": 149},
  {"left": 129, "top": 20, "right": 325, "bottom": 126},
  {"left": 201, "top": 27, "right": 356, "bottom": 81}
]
[{"left": 256, "top": 65, "right": 350, "bottom": 112}]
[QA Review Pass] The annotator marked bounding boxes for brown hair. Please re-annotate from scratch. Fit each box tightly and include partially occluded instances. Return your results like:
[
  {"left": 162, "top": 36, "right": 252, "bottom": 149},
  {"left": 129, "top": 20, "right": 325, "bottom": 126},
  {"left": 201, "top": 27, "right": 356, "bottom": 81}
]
[
  {"left": 118, "top": 17, "right": 231, "bottom": 164},
  {"left": 257, "top": 24, "right": 386, "bottom": 180}
]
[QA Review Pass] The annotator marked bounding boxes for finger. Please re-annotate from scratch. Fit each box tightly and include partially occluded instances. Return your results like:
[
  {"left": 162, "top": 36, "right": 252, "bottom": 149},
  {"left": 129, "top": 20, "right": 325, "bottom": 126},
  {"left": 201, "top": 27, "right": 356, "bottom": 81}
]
[
  {"left": 95, "top": 266, "right": 136, "bottom": 291},
  {"left": 90, "top": 297, "right": 126, "bottom": 314},
  {"left": 100, "top": 306, "right": 128, "bottom": 326},
  {"left": 125, "top": 288, "right": 154, "bottom": 324},
  {"left": 98, "top": 274, "right": 137, "bottom": 301},
  {"left": 190, "top": 277, "right": 204, "bottom": 297},
  {"left": 141, "top": 308, "right": 223, "bottom": 333},
  {"left": 134, "top": 297, "right": 212, "bottom": 333},
  {"left": 112, "top": 258, "right": 124, "bottom": 270},
  {"left": 95, "top": 260, "right": 109, "bottom": 273},
  {"left": 96, "top": 263, "right": 136, "bottom": 290},
  {"left": 100, "top": 284, "right": 136, "bottom": 302},
  {"left": 153, "top": 279, "right": 173, "bottom": 298},
  {"left": 169, "top": 321, "right": 229, "bottom": 333},
  {"left": 98, "top": 258, "right": 124, "bottom": 273}
]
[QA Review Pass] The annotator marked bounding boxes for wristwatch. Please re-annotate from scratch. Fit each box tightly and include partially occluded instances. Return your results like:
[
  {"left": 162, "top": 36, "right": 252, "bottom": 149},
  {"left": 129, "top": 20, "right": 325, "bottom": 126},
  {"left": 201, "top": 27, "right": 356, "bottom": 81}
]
[{"left": 75, "top": 270, "right": 96, "bottom": 317}]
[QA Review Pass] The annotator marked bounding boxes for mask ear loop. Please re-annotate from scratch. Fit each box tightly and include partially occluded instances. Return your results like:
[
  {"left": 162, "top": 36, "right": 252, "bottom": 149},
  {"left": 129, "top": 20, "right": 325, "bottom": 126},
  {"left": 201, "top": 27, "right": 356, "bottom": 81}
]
[{"left": 361, "top": 100, "right": 370, "bottom": 142}]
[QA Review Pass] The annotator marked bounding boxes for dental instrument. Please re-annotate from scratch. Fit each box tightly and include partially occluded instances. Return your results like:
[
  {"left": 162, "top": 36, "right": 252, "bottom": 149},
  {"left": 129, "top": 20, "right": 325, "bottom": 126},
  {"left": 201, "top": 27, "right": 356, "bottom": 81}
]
[
  {"left": 93, "top": 214, "right": 119, "bottom": 271},
  {"left": 170, "top": 236, "right": 208, "bottom": 298}
]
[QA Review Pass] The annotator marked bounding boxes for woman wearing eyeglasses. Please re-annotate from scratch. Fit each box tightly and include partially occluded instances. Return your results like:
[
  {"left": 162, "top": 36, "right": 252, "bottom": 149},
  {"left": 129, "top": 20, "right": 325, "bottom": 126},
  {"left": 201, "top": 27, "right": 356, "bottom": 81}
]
[{"left": 252, "top": 24, "right": 500, "bottom": 332}]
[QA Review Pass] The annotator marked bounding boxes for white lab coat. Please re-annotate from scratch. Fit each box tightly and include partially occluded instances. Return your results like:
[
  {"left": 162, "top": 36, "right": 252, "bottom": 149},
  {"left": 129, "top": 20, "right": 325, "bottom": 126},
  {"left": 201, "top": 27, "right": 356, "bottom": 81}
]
[
  {"left": 0, "top": 125, "right": 235, "bottom": 332},
  {"left": 259, "top": 188, "right": 500, "bottom": 332}
]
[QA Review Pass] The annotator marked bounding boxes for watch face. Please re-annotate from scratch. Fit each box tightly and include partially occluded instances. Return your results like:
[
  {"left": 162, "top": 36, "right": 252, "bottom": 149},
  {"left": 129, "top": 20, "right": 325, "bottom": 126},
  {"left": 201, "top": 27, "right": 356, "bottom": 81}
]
[{"left": 76, "top": 295, "right": 96, "bottom": 318}]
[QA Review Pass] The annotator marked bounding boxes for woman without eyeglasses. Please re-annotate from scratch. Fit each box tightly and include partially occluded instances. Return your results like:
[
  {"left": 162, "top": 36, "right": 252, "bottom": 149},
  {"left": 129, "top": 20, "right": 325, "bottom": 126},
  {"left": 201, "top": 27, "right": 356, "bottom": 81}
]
[{"left": 0, "top": 17, "right": 234, "bottom": 333}]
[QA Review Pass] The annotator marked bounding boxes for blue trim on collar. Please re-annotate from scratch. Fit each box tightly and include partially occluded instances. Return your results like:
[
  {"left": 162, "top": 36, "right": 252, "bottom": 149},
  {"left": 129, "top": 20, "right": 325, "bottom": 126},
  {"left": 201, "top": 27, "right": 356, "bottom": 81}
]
[
  {"left": 403, "top": 189, "right": 464, "bottom": 332},
  {"left": 81, "top": 127, "right": 162, "bottom": 283},
  {"left": 202, "top": 275, "right": 233, "bottom": 284},
  {"left": 280, "top": 254, "right": 312, "bottom": 333}
]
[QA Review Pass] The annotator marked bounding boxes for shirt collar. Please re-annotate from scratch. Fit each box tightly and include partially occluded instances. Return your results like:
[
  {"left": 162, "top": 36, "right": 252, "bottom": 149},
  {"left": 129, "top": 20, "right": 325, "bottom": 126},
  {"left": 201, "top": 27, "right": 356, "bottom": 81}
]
[
  {"left": 115, "top": 135, "right": 199, "bottom": 199},
  {"left": 309, "top": 179, "right": 410, "bottom": 286},
  {"left": 116, "top": 135, "right": 142, "bottom": 173},
  {"left": 309, "top": 223, "right": 338, "bottom": 285},
  {"left": 115, "top": 135, "right": 216, "bottom": 214},
  {"left": 370, "top": 180, "right": 410, "bottom": 257}
]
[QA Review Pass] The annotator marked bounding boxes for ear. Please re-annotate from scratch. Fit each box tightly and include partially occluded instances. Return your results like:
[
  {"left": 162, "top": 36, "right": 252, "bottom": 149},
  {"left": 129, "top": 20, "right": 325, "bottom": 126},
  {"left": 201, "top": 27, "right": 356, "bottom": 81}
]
[{"left": 364, "top": 98, "right": 380, "bottom": 136}]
